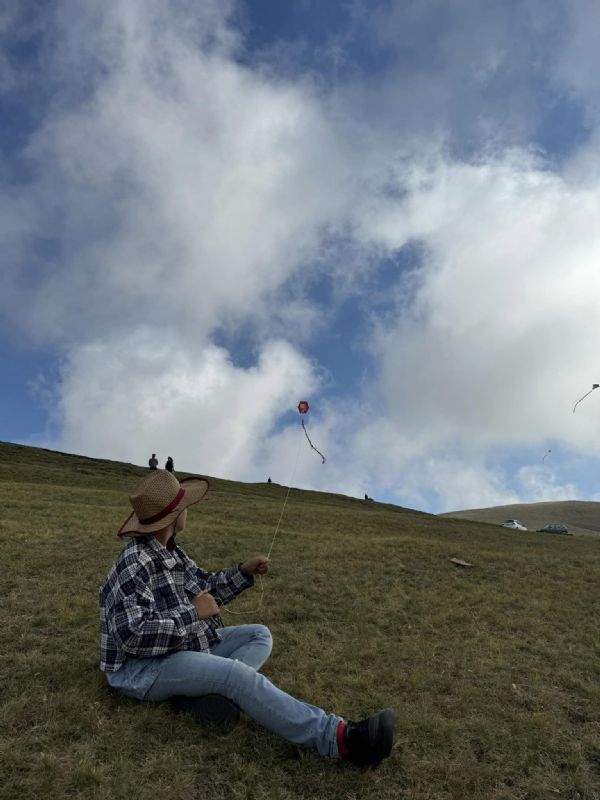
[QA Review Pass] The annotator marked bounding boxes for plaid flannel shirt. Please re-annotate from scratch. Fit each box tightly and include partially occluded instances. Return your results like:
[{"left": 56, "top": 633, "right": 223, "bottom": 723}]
[{"left": 99, "top": 535, "right": 253, "bottom": 673}]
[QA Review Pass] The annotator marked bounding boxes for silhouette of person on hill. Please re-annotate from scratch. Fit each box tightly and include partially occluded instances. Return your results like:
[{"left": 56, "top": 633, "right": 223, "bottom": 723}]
[
  {"left": 165, "top": 457, "right": 174, "bottom": 473},
  {"left": 99, "top": 470, "right": 394, "bottom": 766},
  {"left": 148, "top": 454, "right": 158, "bottom": 470},
  {"left": 267, "top": 477, "right": 272, "bottom": 484}
]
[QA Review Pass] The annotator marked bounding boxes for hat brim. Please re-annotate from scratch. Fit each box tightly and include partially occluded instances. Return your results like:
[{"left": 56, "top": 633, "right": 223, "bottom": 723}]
[{"left": 117, "top": 476, "right": 210, "bottom": 537}]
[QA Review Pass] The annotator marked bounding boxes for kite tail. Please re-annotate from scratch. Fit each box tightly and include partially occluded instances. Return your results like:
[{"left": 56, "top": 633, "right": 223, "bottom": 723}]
[
  {"left": 573, "top": 383, "right": 600, "bottom": 414},
  {"left": 301, "top": 420, "right": 326, "bottom": 464},
  {"left": 573, "top": 392, "right": 589, "bottom": 414}
]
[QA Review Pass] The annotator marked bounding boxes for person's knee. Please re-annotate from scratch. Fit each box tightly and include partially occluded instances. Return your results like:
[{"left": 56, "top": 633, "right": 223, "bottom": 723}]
[{"left": 254, "top": 624, "right": 273, "bottom": 653}]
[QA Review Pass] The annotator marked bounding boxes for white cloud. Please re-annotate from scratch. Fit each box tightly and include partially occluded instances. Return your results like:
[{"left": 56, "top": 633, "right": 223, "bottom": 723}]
[
  {"left": 48, "top": 331, "right": 317, "bottom": 479},
  {"left": 7, "top": 0, "right": 600, "bottom": 514},
  {"left": 515, "top": 464, "right": 579, "bottom": 503},
  {"left": 1, "top": 0, "right": 361, "bottom": 344},
  {"left": 250, "top": 409, "right": 525, "bottom": 513},
  {"left": 360, "top": 151, "right": 600, "bottom": 457}
]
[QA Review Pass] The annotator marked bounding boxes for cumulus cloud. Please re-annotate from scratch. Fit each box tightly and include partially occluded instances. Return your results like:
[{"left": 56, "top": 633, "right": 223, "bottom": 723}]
[
  {"left": 1, "top": 0, "right": 361, "bottom": 345},
  {"left": 51, "top": 332, "right": 316, "bottom": 479},
  {"left": 311, "top": 414, "right": 521, "bottom": 512},
  {"left": 361, "top": 151, "right": 600, "bottom": 458},
  {"left": 6, "top": 0, "right": 600, "bottom": 513},
  {"left": 515, "top": 464, "right": 579, "bottom": 503}
]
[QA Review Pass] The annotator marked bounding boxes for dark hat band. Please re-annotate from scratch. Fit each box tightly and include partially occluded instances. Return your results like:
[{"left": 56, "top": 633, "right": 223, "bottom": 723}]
[{"left": 138, "top": 487, "right": 186, "bottom": 524}]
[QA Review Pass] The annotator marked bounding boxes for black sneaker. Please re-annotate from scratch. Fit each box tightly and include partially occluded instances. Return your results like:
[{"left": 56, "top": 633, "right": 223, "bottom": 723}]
[
  {"left": 343, "top": 708, "right": 395, "bottom": 766},
  {"left": 170, "top": 694, "right": 240, "bottom": 727}
]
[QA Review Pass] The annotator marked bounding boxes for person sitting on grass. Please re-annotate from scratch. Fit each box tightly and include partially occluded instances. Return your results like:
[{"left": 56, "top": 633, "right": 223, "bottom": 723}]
[{"left": 99, "top": 469, "right": 394, "bottom": 767}]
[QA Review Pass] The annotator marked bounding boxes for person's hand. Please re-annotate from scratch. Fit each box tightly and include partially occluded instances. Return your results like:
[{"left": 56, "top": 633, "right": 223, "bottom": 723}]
[
  {"left": 192, "top": 590, "right": 220, "bottom": 619},
  {"left": 240, "top": 555, "right": 270, "bottom": 577}
]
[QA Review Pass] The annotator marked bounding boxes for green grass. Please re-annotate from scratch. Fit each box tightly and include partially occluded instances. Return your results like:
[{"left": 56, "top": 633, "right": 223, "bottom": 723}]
[{"left": 1, "top": 441, "right": 600, "bottom": 799}]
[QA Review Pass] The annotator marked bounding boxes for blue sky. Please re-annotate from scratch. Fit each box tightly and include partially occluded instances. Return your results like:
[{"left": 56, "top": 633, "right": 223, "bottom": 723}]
[{"left": 2, "top": 0, "right": 600, "bottom": 512}]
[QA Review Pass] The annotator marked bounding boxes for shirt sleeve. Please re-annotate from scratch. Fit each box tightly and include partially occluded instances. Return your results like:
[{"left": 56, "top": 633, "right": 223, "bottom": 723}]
[
  {"left": 180, "top": 549, "right": 254, "bottom": 606},
  {"left": 108, "top": 564, "right": 211, "bottom": 657}
]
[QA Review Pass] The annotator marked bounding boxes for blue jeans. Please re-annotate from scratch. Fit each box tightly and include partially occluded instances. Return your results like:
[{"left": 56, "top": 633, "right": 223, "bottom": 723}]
[{"left": 106, "top": 624, "right": 341, "bottom": 758}]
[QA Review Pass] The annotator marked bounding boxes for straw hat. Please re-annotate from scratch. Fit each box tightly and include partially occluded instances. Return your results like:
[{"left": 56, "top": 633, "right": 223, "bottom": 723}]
[{"left": 117, "top": 469, "right": 209, "bottom": 537}]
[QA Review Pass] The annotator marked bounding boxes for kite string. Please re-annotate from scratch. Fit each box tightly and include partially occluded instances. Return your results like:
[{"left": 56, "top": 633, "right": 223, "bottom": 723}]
[
  {"left": 221, "top": 431, "right": 303, "bottom": 617},
  {"left": 267, "top": 472, "right": 295, "bottom": 558}
]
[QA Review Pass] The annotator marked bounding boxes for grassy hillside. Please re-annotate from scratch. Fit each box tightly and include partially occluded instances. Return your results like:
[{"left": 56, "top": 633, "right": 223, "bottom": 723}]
[
  {"left": 1, "top": 441, "right": 600, "bottom": 800},
  {"left": 441, "top": 500, "right": 600, "bottom": 537}
]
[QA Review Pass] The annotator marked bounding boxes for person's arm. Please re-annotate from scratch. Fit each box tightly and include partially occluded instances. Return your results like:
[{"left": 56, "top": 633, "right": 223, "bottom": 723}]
[
  {"left": 108, "top": 565, "right": 211, "bottom": 657},
  {"left": 179, "top": 549, "right": 254, "bottom": 607}
]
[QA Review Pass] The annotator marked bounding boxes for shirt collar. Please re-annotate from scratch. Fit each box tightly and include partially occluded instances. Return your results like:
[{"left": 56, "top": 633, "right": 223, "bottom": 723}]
[{"left": 137, "top": 534, "right": 178, "bottom": 570}]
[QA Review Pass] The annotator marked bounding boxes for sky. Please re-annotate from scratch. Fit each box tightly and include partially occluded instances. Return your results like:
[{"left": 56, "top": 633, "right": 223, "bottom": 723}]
[{"left": 2, "top": 0, "right": 600, "bottom": 513}]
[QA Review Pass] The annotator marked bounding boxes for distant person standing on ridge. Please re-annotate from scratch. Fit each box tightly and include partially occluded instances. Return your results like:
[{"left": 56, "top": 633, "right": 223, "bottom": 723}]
[
  {"left": 148, "top": 454, "right": 158, "bottom": 470},
  {"left": 98, "top": 469, "right": 394, "bottom": 766},
  {"left": 165, "top": 457, "right": 174, "bottom": 473},
  {"left": 267, "top": 477, "right": 272, "bottom": 484}
]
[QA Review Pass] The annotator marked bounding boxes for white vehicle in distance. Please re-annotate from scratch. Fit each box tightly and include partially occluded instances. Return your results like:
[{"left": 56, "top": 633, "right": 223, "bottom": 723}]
[{"left": 502, "top": 519, "right": 527, "bottom": 531}]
